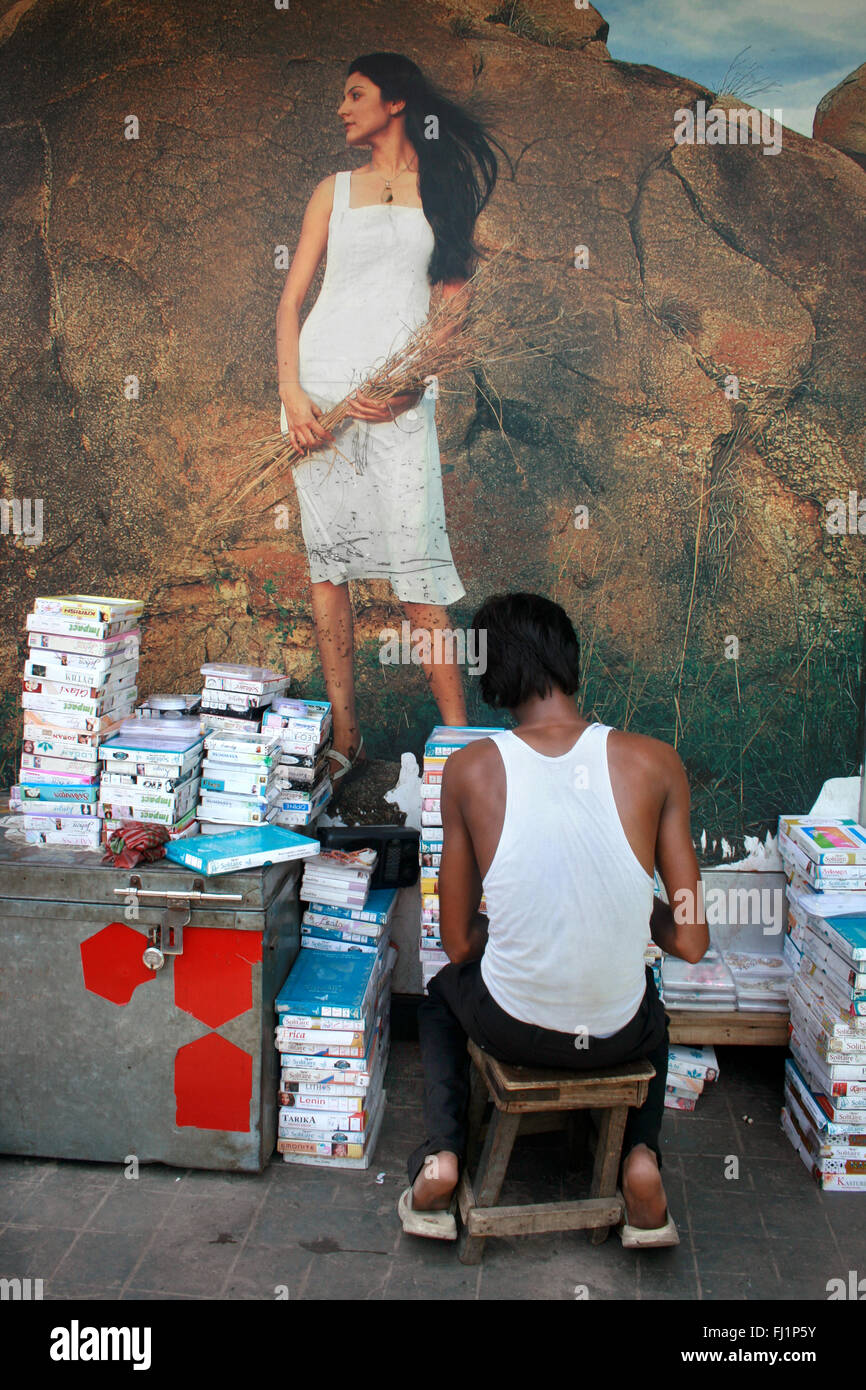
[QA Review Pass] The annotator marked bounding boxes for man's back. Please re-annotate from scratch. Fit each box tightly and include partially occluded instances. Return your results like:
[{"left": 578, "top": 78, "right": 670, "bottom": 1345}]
[
  {"left": 440, "top": 718, "right": 699, "bottom": 1035},
  {"left": 455, "top": 719, "right": 677, "bottom": 883}
]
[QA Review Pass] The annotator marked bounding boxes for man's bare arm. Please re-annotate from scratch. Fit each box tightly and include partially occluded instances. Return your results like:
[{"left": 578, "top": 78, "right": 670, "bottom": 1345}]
[
  {"left": 437, "top": 752, "right": 488, "bottom": 965},
  {"left": 650, "top": 747, "right": 708, "bottom": 964}
]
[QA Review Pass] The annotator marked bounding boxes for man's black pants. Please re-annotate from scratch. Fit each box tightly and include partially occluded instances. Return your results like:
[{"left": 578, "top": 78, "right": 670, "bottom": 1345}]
[{"left": 407, "top": 960, "right": 669, "bottom": 1186}]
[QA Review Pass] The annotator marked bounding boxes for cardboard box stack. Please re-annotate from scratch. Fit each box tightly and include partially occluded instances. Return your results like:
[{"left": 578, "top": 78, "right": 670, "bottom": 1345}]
[
  {"left": 778, "top": 815, "right": 866, "bottom": 1190},
  {"left": 418, "top": 726, "right": 501, "bottom": 991},
  {"left": 664, "top": 1044, "right": 719, "bottom": 1112},
  {"left": 198, "top": 662, "right": 289, "bottom": 737},
  {"left": 302, "top": 881, "right": 398, "bottom": 958},
  {"left": 262, "top": 698, "right": 333, "bottom": 828},
  {"left": 14, "top": 595, "right": 143, "bottom": 851},
  {"left": 99, "top": 715, "right": 204, "bottom": 840},
  {"left": 196, "top": 728, "right": 282, "bottom": 831},
  {"left": 274, "top": 928, "right": 395, "bottom": 1169}
]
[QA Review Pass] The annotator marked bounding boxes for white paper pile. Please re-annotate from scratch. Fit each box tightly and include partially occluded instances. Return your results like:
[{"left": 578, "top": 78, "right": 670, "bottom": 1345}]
[
  {"left": 646, "top": 940, "right": 663, "bottom": 999},
  {"left": 301, "top": 847, "right": 376, "bottom": 911}
]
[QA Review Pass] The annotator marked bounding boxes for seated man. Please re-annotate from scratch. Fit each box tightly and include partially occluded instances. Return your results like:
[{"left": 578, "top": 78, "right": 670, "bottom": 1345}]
[{"left": 399, "top": 591, "right": 708, "bottom": 1244}]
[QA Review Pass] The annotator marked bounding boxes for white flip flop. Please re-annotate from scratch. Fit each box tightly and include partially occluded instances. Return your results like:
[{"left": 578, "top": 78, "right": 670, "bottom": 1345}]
[
  {"left": 397, "top": 1186, "right": 457, "bottom": 1241},
  {"left": 616, "top": 1198, "right": 680, "bottom": 1249}
]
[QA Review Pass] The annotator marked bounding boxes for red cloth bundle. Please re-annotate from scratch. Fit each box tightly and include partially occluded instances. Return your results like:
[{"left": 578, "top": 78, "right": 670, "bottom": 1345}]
[{"left": 102, "top": 821, "right": 170, "bottom": 868}]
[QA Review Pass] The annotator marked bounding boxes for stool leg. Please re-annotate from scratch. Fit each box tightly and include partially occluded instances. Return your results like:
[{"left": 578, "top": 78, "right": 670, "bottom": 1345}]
[
  {"left": 465, "top": 1064, "right": 488, "bottom": 1173},
  {"left": 458, "top": 1108, "right": 521, "bottom": 1266},
  {"left": 588, "top": 1105, "right": 627, "bottom": 1245}
]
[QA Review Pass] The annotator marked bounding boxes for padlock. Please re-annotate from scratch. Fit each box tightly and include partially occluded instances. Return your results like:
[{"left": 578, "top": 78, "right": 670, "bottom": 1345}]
[
  {"left": 143, "top": 944, "right": 165, "bottom": 971},
  {"left": 141, "top": 897, "right": 192, "bottom": 972}
]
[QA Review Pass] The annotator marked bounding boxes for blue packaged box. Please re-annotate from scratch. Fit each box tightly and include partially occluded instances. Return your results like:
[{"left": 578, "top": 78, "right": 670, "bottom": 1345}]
[
  {"left": 164, "top": 823, "right": 319, "bottom": 876},
  {"left": 276, "top": 948, "right": 379, "bottom": 1021}
]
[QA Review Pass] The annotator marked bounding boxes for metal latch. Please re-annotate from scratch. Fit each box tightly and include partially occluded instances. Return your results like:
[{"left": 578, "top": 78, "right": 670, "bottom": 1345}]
[
  {"left": 115, "top": 876, "right": 245, "bottom": 972},
  {"left": 143, "top": 899, "right": 189, "bottom": 971}
]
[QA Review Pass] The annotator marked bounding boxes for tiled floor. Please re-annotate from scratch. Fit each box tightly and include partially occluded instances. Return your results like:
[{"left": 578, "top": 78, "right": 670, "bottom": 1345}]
[{"left": 0, "top": 1041, "right": 861, "bottom": 1300}]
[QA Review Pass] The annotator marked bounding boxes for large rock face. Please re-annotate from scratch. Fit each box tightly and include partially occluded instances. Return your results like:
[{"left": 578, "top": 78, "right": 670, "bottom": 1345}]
[
  {"left": 1, "top": 0, "right": 864, "bottom": 856},
  {"left": 814, "top": 62, "right": 866, "bottom": 168}
]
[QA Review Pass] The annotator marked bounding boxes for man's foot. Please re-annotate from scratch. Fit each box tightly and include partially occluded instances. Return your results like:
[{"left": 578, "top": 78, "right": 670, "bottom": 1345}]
[
  {"left": 412, "top": 1150, "right": 459, "bottom": 1211},
  {"left": 621, "top": 1144, "right": 668, "bottom": 1229}
]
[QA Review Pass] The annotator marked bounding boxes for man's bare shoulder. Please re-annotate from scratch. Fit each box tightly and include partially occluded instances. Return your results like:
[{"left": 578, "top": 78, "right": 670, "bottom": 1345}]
[
  {"left": 607, "top": 727, "right": 685, "bottom": 779},
  {"left": 440, "top": 737, "right": 503, "bottom": 786}
]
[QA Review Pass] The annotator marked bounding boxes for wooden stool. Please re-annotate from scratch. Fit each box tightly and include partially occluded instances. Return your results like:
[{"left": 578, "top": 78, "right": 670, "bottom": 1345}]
[{"left": 457, "top": 1039, "right": 656, "bottom": 1264}]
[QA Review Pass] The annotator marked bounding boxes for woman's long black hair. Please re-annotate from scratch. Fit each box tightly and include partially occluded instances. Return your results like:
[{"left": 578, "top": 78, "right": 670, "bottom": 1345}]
[{"left": 346, "top": 51, "right": 510, "bottom": 284}]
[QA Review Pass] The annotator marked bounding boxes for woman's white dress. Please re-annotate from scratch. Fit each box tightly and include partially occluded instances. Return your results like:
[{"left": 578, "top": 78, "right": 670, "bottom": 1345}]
[{"left": 280, "top": 169, "right": 465, "bottom": 605}]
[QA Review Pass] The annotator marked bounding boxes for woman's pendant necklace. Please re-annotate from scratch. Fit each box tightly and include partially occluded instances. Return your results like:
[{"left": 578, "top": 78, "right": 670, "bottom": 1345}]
[{"left": 379, "top": 162, "right": 413, "bottom": 204}]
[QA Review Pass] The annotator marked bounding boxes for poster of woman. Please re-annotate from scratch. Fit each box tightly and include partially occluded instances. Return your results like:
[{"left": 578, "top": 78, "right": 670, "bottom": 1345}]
[{"left": 275, "top": 52, "right": 507, "bottom": 785}]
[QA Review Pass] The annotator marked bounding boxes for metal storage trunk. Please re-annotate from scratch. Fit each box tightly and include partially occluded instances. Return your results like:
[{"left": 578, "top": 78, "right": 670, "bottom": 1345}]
[{"left": 0, "top": 833, "right": 302, "bottom": 1172}]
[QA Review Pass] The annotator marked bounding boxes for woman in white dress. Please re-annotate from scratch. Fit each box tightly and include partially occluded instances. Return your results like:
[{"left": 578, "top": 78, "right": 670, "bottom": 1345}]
[{"left": 276, "top": 52, "right": 505, "bottom": 782}]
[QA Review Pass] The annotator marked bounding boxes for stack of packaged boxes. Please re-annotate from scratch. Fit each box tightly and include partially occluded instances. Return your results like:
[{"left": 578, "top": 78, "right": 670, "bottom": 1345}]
[
  {"left": 99, "top": 715, "right": 203, "bottom": 840},
  {"left": 198, "top": 663, "right": 289, "bottom": 736},
  {"left": 418, "top": 726, "right": 500, "bottom": 991},
  {"left": 197, "top": 728, "right": 282, "bottom": 831},
  {"left": 301, "top": 880, "right": 398, "bottom": 958},
  {"left": 660, "top": 948, "right": 737, "bottom": 1012},
  {"left": 664, "top": 1045, "right": 719, "bottom": 1112},
  {"left": 300, "top": 847, "right": 377, "bottom": 913},
  {"left": 262, "top": 698, "right": 333, "bottom": 828},
  {"left": 274, "top": 936, "right": 395, "bottom": 1169},
  {"left": 721, "top": 948, "right": 792, "bottom": 1012},
  {"left": 299, "top": 851, "right": 397, "bottom": 985},
  {"left": 195, "top": 667, "right": 332, "bottom": 831},
  {"left": 14, "top": 595, "right": 143, "bottom": 851},
  {"left": 778, "top": 815, "right": 866, "bottom": 1190}
]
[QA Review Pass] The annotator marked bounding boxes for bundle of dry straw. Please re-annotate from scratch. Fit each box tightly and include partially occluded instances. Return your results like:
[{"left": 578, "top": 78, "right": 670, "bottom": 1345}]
[{"left": 203, "top": 247, "right": 575, "bottom": 536}]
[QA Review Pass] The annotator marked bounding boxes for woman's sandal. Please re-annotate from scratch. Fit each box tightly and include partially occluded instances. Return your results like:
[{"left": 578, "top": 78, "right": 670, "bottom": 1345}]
[
  {"left": 397, "top": 1186, "right": 458, "bottom": 1241},
  {"left": 326, "top": 735, "right": 366, "bottom": 787}
]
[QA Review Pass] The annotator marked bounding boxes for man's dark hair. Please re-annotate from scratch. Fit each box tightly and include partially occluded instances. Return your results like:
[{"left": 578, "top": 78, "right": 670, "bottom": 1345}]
[{"left": 471, "top": 592, "right": 581, "bottom": 710}]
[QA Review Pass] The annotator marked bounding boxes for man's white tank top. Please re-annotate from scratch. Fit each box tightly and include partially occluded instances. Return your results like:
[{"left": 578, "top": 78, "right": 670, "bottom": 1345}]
[{"left": 479, "top": 723, "right": 655, "bottom": 1037}]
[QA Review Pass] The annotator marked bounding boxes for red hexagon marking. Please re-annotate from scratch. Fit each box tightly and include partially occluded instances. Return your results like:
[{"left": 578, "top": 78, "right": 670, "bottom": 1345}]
[
  {"left": 175, "top": 1032, "right": 252, "bottom": 1132},
  {"left": 173, "top": 927, "right": 262, "bottom": 1029},
  {"left": 80, "top": 921, "right": 154, "bottom": 1006}
]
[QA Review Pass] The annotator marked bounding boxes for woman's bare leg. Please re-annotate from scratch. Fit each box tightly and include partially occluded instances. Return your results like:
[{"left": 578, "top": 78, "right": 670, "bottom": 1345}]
[
  {"left": 310, "top": 580, "right": 366, "bottom": 766},
  {"left": 400, "top": 601, "right": 468, "bottom": 727}
]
